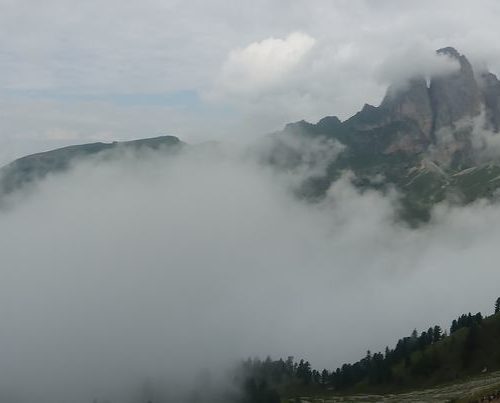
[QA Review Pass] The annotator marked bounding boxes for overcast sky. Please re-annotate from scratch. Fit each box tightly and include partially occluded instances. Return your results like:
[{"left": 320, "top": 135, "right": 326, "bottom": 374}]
[
  {"left": 2, "top": 0, "right": 500, "bottom": 164},
  {"left": 4, "top": 2, "right": 500, "bottom": 401}
]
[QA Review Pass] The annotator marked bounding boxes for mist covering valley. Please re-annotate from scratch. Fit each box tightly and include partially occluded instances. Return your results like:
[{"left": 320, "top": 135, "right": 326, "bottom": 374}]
[{"left": 1, "top": 131, "right": 500, "bottom": 401}]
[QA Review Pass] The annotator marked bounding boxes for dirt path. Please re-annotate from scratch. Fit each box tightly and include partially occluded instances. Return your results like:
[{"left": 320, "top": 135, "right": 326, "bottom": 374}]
[{"left": 288, "top": 371, "right": 500, "bottom": 402}]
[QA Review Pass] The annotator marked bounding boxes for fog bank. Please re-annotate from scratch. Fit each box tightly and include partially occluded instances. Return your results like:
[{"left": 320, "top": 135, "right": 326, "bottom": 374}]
[{"left": 0, "top": 144, "right": 499, "bottom": 401}]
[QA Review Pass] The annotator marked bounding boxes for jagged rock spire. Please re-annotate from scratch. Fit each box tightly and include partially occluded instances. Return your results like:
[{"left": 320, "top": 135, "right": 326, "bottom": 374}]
[
  {"left": 435, "top": 46, "right": 461, "bottom": 59},
  {"left": 377, "top": 46, "right": 488, "bottom": 154},
  {"left": 281, "top": 46, "right": 500, "bottom": 166},
  {"left": 429, "top": 47, "right": 482, "bottom": 135},
  {"left": 479, "top": 71, "right": 500, "bottom": 132}
]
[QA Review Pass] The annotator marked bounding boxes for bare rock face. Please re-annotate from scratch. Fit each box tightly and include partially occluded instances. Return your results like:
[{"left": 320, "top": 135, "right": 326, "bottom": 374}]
[
  {"left": 479, "top": 71, "right": 500, "bottom": 132},
  {"left": 429, "top": 47, "right": 482, "bottom": 136},
  {"left": 380, "top": 77, "right": 433, "bottom": 142},
  {"left": 341, "top": 47, "right": 500, "bottom": 164},
  {"left": 355, "top": 48, "right": 485, "bottom": 160}
]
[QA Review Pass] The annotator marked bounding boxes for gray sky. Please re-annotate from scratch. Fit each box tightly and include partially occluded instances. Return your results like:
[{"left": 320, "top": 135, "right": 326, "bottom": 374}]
[{"left": 2, "top": 0, "right": 500, "bottom": 164}]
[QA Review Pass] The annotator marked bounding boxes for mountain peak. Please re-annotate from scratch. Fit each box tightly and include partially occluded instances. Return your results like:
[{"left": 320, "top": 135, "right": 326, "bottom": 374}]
[
  {"left": 436, "top": 46, "right": 461, "bottom": 58},
  {"left": 435, "top": 46, "right": 475, "bottom": 76},
  {"left": 430, "top": 47, "right": 481, "bottom": 135}
]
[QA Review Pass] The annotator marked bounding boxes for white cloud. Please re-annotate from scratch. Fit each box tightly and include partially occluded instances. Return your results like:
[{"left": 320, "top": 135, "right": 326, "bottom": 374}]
[
  {"left": 376, "top": 43, "right": 461, "bottom": 86},
  {"left": 214, "top": 32, "right": 316, "bottom": 96}
]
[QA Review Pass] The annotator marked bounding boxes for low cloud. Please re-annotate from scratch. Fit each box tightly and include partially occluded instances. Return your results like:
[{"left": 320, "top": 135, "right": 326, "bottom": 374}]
[
  {"left": 376, "top": 43, "right": 461, "bottom": 86},
  {"left": 1, "top": 142, "right": 500, "bottom": 401},
  {"left": 470, "top": 111, "right": 500, "bottom": 162}
]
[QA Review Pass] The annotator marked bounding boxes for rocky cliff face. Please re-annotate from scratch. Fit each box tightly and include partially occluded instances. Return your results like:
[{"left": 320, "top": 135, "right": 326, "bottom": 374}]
[
  {"left": 479, "top": 71, "right": 500, "bottom": 132},
  {"left": 430, "top": 47, "right": 482, "bottom": 135},
  {"left": 378, "top": 77, "right": 434, "bottom": 154},
  {"left": 293, "top": 47, "right": 500, "bottom": 164},
  {"left": 377, "top": 47, "right": 495, "bottom": 164}
]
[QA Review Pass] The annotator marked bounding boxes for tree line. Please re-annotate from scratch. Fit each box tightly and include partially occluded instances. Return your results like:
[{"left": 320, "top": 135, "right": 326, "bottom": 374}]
[{"left": 235, "top": 297, "right": 500, "bottom": 401}]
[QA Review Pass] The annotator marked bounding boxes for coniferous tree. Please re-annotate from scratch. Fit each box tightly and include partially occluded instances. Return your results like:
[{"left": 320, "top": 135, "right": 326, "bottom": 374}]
[
  {"left": 427, "top": 327, "right": 434, "bottom": 344},
  {"left": 475, "top": 312, "right": 483, "bottom": 324},
  {"left": 495, "top": 297, "right": 500, "bottom": 314},
  {"left": 296, "top": 360, "right": 312, "bottom": 384},
  {"left": 433, "top": 325, "right": 442, "bottom": 343},
  {"left": 285, "top": 356, "right": 294, "bottom": 377},
  {"left": 320, "top": 369, "right": 329, "bottom": 385},
  {"left": 418, "top": 331, "right": 428, "bottom": 349}
]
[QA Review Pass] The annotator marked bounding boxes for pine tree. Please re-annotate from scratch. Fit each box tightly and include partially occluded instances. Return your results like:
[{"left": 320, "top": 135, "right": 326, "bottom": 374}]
[
  {"left": 296, "top": 360, "right": 312, "bottom": 384},
  {"left": 285, "top": 356, "right": 294, "bottom": 377},
  {"left": 427, "top": 327, "right": 434, "bottom": 344},
  {"left": 418, "top": 331, "right": 428, "bottom": 349},
  {"left": 451, "top": 319, "right": 458, "bottom": 334},
  {"left": 433, "top": 325, "right": 442, "bottom": 343},
  {"left": 495, "top": 297, "right": 500, "bottom": 314},
  {"left": 321, "top": 369, "right": 329, "bottom": 385}
]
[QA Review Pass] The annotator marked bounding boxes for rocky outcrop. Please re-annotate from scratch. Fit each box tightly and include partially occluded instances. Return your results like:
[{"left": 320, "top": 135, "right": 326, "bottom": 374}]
[
  {"left": 380, "top": 76, "right": 433, "bottom": 142},
  {"left": 479, "top": 71, "right": 500, "bottom": 132},
  {"left": 429, "top": 47, "right": 482, "bottom": 136},
  {"left": 331, "top": 47, "right": 488, "bottom": 161},
  {"left": 353, "top": 47, "right": 500, "bottom": 164}
]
